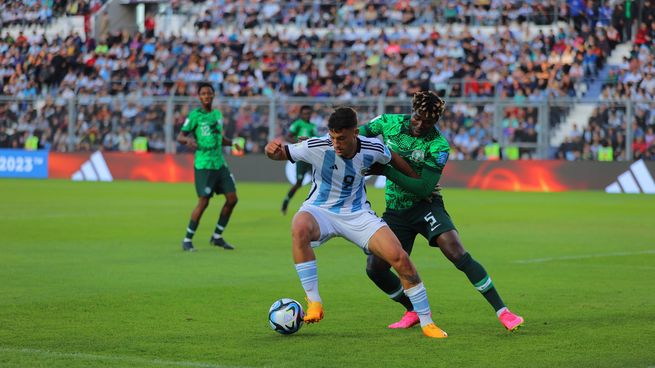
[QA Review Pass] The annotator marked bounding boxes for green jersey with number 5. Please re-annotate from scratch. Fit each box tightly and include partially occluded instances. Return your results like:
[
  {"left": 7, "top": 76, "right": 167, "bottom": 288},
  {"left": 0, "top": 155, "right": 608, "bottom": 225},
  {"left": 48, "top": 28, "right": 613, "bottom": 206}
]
[
  {"left": 361, "top": 114, "right": 450, "bottom": 210},
  {"left": 181, "top": 108, "right": 227, "bottom": 170}
]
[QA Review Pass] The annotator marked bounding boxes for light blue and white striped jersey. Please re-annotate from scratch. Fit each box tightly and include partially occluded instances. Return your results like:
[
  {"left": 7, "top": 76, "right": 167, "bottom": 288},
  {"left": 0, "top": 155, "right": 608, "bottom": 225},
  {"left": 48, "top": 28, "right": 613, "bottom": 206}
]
[{"left": 286, "top": 136, "right": 391, "bottom": 214}]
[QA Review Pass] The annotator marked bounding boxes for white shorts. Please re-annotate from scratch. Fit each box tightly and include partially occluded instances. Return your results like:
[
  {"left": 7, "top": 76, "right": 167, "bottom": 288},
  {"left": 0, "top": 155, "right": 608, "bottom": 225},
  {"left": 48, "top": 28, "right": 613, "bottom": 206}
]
[{"left": 297, "top": 204, "right": 388, "bottom": 253}]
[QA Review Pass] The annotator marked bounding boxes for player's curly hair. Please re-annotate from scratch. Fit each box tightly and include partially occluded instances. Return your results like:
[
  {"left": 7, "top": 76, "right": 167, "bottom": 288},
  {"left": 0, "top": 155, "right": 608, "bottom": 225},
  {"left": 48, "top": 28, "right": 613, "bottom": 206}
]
[{"left": 412, "top": 90, "right": 446, "bottom": 122}]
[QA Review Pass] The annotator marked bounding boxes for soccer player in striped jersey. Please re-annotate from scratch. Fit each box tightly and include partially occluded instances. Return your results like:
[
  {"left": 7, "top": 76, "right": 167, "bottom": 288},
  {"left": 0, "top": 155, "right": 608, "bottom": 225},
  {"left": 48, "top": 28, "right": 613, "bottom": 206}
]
[
  {"left": 265, "top": 107, "right": 447, "bottom": 338},
  {"left": 361, "top": 91, "right": 524, "bottom": 331}
]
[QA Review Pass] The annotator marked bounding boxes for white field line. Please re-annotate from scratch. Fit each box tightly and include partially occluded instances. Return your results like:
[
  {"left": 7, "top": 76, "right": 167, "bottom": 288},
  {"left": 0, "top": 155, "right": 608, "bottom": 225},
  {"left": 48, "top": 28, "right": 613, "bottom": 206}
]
[
  {"left": 0, "top": 346, "right": 252, "bottom": 368},
  {"left": 513, "top": 250, "right": 655, "bottom": 264}
]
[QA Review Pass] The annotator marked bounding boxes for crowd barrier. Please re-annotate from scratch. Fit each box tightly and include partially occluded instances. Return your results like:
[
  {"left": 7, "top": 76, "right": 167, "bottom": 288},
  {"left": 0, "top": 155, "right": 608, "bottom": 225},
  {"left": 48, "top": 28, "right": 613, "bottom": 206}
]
[{"left": 3, "top": 149, "right": 653, "bottom": 194}]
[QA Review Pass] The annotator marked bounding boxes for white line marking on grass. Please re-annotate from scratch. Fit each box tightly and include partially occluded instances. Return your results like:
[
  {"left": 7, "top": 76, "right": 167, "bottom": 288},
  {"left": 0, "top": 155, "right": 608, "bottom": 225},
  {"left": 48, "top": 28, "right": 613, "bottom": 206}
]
[
  {"left": 0, "top": 346, "right": 250, "bottom": 368},
  {"left": 513, "top": 250, "right": 655, "bottom": 264}
]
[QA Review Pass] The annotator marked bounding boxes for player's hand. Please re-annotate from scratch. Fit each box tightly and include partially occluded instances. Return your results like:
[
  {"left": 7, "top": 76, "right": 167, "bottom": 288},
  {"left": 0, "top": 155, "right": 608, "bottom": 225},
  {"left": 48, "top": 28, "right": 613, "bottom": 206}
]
[
  {"left": 186, "top": 137, "right": 198, "bottom": 149},
  {"left": 424, "top": 184, "right": 443, "bottom": 203},
  {"left": 365, "top": 162, "right": 386, "bottom": 176},
  {"left": 265, "top": 138, "right": 284, "bottom": 159}
]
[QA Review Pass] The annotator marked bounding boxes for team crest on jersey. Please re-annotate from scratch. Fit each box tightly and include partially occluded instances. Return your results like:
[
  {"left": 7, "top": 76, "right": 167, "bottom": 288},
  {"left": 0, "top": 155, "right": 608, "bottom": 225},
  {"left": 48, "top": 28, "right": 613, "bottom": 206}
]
[{"left": 410, "top": 150, "right": 425, "bottom": 162}]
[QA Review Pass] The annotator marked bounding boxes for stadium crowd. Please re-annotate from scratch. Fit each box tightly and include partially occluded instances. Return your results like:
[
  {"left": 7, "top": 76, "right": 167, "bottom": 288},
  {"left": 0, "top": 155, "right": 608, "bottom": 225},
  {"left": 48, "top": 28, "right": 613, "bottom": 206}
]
[
  {"left": 0, "top": 0, "right": 652, "bottom": 160},
  {"left": 1, "top": 0, "right": 105, "bottom": 27},
  {"left": 555, "top": 2, "right": 655, "bottom": 161},
  {"left": 193, "top": 0, "right": 567, "bottom": 29}
]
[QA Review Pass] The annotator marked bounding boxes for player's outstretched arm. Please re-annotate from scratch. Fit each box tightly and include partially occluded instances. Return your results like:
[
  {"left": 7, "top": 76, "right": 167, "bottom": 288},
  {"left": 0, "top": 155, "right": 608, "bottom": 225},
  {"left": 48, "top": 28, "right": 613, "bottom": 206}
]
[
  {"left": 265, "top": 138, "right": 289, "bottom": 161},
  {"left": 383, "top": 165, "right": 442, "bottom": 199},
  {"left": 389, "top": 151, "right": 419, "bottom": 178}
]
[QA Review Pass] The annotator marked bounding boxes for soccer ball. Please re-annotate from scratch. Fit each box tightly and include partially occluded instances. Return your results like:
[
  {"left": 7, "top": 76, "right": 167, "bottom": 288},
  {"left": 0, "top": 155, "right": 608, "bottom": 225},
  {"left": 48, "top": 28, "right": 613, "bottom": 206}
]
[{"left": 268, "top": 298, "right": 304, "bottom": 335}]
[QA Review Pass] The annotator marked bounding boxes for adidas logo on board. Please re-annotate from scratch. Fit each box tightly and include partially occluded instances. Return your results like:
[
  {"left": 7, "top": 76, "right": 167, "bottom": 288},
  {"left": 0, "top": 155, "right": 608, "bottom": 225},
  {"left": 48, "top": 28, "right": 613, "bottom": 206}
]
[
  {"left": 71, "top": 151, "right": 113, "bottom": 182},
  {"left": 605, "top": 159, "right": 655, "bottom": 194}
]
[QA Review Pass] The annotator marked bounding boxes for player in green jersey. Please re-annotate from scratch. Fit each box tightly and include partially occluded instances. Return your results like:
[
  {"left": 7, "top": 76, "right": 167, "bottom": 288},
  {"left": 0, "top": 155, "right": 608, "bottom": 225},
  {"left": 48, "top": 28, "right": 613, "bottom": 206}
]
[
  {"left": 177, "top": 82, "right": 240, "bottom": 252},
  {"left": 361, "top": 91, "right": 524, "bottom": 331},
  {"left": 281, "top": 105, "right": 318, "bottom": 215}
]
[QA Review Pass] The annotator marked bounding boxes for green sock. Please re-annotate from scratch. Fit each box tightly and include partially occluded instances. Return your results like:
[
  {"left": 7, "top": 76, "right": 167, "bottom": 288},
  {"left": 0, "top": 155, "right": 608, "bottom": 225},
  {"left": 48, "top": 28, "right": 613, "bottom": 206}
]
[
  {"left": 185, "top": 220, "right": 198, "bottom": 241},
  {"left": 366, "top": 268, "right": 414, "bottom": 311},
  {"left": 286, "top": 187, "right": 298, "bottom": 201},
  {"left": 455, "top": 253, "right": 506, "bottom": 312},
  {"left": 214, "top": 214, "right": 229, "bottom": 237}
]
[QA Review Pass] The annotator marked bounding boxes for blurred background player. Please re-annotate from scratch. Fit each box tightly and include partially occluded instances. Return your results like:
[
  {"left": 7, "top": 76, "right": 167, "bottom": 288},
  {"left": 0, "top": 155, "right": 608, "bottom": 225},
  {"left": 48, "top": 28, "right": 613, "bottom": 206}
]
[
  {"left": 281, "top": 105, "right": 318, "bottom": 215},
  {"left": 361, "top": 91, "right": 524, "bottom": 331},
  {"left": 177, "top": 82, "right": 240, "bottom": 252},
  {"left": 265, "top": 107, "right": 448, "bottom": 338}
]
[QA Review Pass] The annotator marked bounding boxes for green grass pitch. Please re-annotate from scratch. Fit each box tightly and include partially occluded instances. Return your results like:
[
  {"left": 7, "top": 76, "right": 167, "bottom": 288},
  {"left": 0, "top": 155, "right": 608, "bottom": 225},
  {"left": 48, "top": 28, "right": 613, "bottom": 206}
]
[{"left": 0, "top": 179, "right": 653, "bottom": 368}]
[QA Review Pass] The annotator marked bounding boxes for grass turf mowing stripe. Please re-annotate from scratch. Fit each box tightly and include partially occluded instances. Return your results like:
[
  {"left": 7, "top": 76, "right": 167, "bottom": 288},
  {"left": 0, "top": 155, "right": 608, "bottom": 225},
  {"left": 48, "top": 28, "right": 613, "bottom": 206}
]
[
  {"left": 0, "top": 346, "right": 251, "bottom": 368},
  {"left": 513, "top": 249, "right": 655, "bottom": 264}
]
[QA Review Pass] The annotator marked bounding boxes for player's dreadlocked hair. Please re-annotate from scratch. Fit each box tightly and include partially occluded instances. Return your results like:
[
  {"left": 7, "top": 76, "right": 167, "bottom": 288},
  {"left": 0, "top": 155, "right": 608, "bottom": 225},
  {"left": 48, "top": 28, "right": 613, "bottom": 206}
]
[{"left": 412, "top": 91, "right": 446, "bottom": 122}]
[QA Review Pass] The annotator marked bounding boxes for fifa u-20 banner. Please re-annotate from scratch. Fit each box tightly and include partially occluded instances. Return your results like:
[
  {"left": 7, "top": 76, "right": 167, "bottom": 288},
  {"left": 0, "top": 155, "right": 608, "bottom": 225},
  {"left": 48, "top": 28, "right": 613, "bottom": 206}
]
[
  {"left": 47, "top": 151, "right": 655, "bottom": 194},
  {"left": 0, "top": 149, "right": 48, "bottom": 179}
]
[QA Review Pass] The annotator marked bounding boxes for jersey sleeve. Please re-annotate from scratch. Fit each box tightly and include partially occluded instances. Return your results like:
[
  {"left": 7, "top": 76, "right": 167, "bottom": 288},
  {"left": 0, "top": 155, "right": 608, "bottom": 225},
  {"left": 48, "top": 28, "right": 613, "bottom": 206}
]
[
  {"left": 376, "top": 144, "right": 392, "bottom": 165},
  {"left": 180, "top": 113, "right": 196, "bottom": 133},
  {"left": 360, "top": 115, "right": 385, "bottom": 137},
  {"left": 424, "top": 139, "right": 450, "bottom": 172},
  {"left": 285, "top": 137, "right": 326, "bottom": 165},
  {"left": 360, "top": 137, "right": 392, "bottom": 165}
]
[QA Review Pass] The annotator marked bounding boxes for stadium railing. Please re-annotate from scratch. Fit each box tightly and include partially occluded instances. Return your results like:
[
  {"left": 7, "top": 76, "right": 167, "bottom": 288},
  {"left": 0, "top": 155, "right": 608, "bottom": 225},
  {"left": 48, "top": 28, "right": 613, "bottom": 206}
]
[{"left": 0, "top": 95, "right": 645, "bottom": 161}]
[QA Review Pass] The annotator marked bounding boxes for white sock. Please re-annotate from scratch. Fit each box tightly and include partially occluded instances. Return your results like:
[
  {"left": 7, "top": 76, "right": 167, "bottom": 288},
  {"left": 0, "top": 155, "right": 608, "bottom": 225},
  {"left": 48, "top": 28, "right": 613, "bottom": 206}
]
[
  {"left": 404, "top": 282, "right": 434, "bottom": 327},
  {"left": 295, "top": 260, "right": 321, "bottom": 303}
]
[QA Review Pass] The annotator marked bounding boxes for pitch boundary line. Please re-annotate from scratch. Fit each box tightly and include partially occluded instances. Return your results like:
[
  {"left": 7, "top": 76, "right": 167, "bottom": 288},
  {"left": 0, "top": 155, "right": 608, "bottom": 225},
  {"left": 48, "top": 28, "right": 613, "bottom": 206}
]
[
  {"left": 513, "top": 250, "right": 655, "bottom": 264},
  {"left": 0, "top": 346, "right": 251, "bottom": 368}
]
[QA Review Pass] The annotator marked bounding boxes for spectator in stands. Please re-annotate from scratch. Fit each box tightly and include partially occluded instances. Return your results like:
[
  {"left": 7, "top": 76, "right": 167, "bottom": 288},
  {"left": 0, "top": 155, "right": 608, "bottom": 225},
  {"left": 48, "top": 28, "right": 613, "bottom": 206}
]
[{"left": 0, "top": 0, "right": 646, "bottom": 160}]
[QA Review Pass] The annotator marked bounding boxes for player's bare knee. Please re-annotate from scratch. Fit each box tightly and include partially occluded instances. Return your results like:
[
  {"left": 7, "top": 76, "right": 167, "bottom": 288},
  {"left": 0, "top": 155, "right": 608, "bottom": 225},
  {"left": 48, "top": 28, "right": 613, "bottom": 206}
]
[
  {"left": 291, "top": 222, "right": 314, "bottom": 245},
  {"left": 197, "top": 197, "right": 209, "bottom": 209},
  {"left": 386, "top": 249, "right": 410, "bottom": 270},
  {"left": 224, "top": 193, "right": 238, "bottom": 208},
  {"left": 443, "top": 241, "right": 466, "bottom": 263}
]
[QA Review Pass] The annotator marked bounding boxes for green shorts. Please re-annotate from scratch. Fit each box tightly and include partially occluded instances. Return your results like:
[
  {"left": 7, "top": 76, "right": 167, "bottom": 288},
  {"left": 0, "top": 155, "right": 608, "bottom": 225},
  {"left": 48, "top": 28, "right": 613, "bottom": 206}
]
[
  {"left": 194, "top": 166, "right": 236, "bottom": 198},
  {"left": 382, "top": 196, "right": 456, "bottom": 255},
  {"left": 295, "top": 161, "right": 312, "bottom": 182}
]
